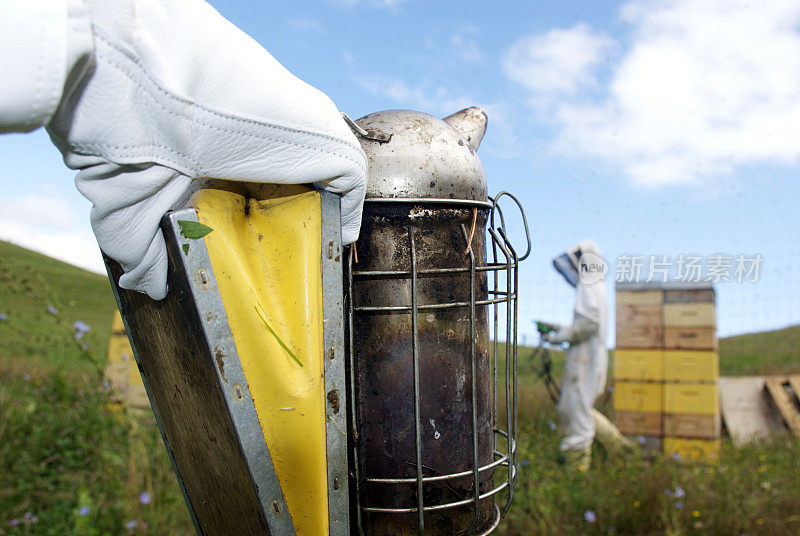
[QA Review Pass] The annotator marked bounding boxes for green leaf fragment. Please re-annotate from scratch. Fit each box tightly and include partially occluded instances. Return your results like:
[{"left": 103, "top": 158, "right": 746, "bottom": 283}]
[
  {"left": 177, "top": 220, "right": 214, "bottom": 239},
  {"left": 182, "top": 243, "right": 190, "bottom": 255},
  {"left": 254, "top": 306, "right": 303, "bottom": 367}
]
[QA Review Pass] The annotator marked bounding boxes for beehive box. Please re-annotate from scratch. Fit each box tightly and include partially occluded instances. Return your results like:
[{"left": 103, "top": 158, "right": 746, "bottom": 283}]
[
  {"left": 663, "top": 437, "right": 721, "bottom": 463},
  {"left": 664, "top": 383, "right": 720, "bottom": 415},
  {"left": 663, "top": 303, "right": 716, "bottom": 328},
  {"left": 663, "top": 350, "right": 718, "bottom": 382},
  {"left": 616, "top": 304, "right": 663, "bottom": 349},
  {"left": 664, "top": 327, "right": 717, "bottom": 350},
  {"left": 616, "top": 411, "right": 663, "bottom": 436},
  {"left": 614, "top": 349, "right": 664, "bottom": 381},
  {"left": 663, "top": 288, "right": 715, "bottom": 304},
  {"left": 663, "top": 413, "right": 721, "bottom": 439},
  {"left": 614, "top": 381, "right": 663, "bottom": 413}
]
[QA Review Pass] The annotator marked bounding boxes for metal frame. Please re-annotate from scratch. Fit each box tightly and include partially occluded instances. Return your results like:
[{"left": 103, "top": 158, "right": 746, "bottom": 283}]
[
  {"left": 166, "top": 209, "right": 297, "bottom": 535},
  {"left": 320, "top": 192, "right": 352, "bottom": 536},
  {"left": 346, "top": 193, "right": 530, "bottom": 535}
]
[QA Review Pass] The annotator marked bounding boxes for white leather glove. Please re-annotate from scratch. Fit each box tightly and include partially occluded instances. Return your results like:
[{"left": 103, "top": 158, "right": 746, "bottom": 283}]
[{"left": 0, "top": 0, "right": 367, "bottom": 300}]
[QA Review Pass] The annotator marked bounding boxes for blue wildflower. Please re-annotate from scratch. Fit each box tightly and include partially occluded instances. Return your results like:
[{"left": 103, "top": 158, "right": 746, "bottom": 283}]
[
  {"left": 521, "top": 459, "right": 530, "bottom": 467},
  {"left": 638, "top": 436, "right": 646, "bottom": 445},
  {"left": 675, "top": 502, "right": 684, "bottom": 509},
  {"left": 79, "top": 506, "right": 91, "bottom": 516},
  {"left": 47, "top": 305, "right": 58, "bottom": 315},
  {"left": 548, "top": 421, "right": 557, "bottom": 430},
  {"left": 674, "top": 486, "right": 685, "bottom": 498},
  {"left": 9, "top": 519, "right": 19, "bottom": 527},
  {"left": 0, "top": 313, "right": 7, "bottom": 321},
  {"left": 139, "top": 491, "right": 152, "bottom": 505},
  {"left": 584, "top": 510, "right": 597, "bottom": 523},
  {"left": 125, "top": 519, "right": 138, "bottom": 531}
]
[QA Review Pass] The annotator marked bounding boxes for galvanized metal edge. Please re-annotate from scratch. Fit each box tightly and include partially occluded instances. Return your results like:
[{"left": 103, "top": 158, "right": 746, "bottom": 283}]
[
  {"left": 319, "top": 191, "right": 351, "bottom": 536},
  {"left": 165, "top": 209, "right": 296, "bottom": 536},
  {"left": 103, "top": 256, "right": 203, "bottom": 536}
]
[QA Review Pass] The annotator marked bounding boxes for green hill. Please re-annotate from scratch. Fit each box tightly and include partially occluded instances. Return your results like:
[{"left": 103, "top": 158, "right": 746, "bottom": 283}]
[
  {"left": 0, "top": 240, "right": 116, "bottom": 378},
  {"left": 719, "top": 324, "right": 800, "bottom": 376}
]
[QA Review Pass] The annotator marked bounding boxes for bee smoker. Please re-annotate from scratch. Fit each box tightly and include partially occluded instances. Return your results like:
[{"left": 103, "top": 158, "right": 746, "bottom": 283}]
[{"left": 346, "top": 108, "right": 530, "bottom": 535}]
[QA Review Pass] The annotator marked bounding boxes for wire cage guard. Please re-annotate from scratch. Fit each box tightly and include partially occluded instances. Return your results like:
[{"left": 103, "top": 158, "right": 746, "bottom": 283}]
[{"left": 346, "top": 193, "right": 531, "bottom": 536}]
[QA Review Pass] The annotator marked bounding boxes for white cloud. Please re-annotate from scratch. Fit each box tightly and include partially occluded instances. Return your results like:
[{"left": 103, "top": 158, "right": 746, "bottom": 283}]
[
  {"left": 354, "top": 75, "right": 474, "bottom": 115},
  {"left": 505, "top": 0, "right": 800, "bottom": 186},
  {"left": 449, "top": 25, "right": 485, "bottom": 64},
  {"left": 503, "top": 23, "right": 614, "bottom": 96},
  {"left": 0, "top": 194, "right": 104, "bottom": 274}
]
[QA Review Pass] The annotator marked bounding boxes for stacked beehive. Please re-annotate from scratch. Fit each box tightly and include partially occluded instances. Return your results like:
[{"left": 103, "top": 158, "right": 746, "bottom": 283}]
[{"left": 613, "top": 283, "right": 720, "bottom": 461}]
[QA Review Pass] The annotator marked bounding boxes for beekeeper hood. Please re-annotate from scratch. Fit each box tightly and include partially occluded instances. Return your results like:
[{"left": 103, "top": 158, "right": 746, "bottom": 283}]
[{"left": 552, "top": 239, "right": 607, "bottom": 289}]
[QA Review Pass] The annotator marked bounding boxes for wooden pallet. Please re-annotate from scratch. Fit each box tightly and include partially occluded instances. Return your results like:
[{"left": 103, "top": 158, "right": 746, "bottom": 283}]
[{"left": 764, "top": 375, "right": 800, "bottom": 437}]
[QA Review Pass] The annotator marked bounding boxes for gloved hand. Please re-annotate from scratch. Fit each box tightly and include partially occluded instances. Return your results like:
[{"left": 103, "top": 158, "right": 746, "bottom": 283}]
[
  {"left": 0, "top": 0, "right": 367, "bottom": 300},
  {"left": 543, "top": 325, "right": 566, "bottom": 345}
]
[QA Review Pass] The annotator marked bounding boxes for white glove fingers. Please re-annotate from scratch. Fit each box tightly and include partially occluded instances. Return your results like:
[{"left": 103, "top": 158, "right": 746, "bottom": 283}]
[{"left": 117, "top": 227, "right": 169, "bottom": 300}]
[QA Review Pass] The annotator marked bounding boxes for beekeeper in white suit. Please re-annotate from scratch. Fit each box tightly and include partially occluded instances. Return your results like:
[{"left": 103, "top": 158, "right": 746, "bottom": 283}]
[
  {"left": 0, "top": 0, "right": 367, "bottom": 300},
  {"left": 544, "top": 239, "right": 628, "bottom": 470}
]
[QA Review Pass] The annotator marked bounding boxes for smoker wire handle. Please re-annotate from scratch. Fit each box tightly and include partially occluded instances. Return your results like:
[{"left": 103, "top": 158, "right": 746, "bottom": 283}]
[{"left": 488, "top": 192, "right": 532, "bottom": 262}]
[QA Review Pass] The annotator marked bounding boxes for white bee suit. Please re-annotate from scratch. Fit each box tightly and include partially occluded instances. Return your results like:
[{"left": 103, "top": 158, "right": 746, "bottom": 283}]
[
  {"left": 545, "top": 240, "right": 608, "bottom": 455},
  {"left": 0, "top": 0, "right": 367, "bottom": 300}
]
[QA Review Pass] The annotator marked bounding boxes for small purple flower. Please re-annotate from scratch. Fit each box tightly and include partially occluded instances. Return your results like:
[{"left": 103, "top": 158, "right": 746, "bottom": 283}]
[
  {"left": 73, "top": 320, "right": 91, "bottom": 340},
  {"left": 548, "top": 421, "right": 557, "bottom": 430},
  {"left": 607, "top": 385, "right": 615, "bottom": 393},
  {"left": 0, "top": 313, "right": 8, "bottom": 321},
  {"left": 638, "top": 435, "right": 646, "bottom": 445},
  {"left": 664, "top": 488, "right": 673, "bottom": 497},
  {"left": 675, "top": 502, "right": 684, "bottom": 509},
  {"left": 139, "top": 491, "right": 152, "bottom": 505},
  {"left": 584, "top": 510, "right": 597, "bottom": 523},
  {"left": 23, "top": 374, "right": 31, "bottom": 381},
  {"left": 125, "top": 519, "right": 138, "bottom": 531},
  {"left": 674, "top": 486, "right": 685, "bottom": 498},
  {"left": 79, "top": 506, "right": 91, "bottom": 516},
  {"left": 31, "top": 516, "right": 38, "bottom": 524},
  {"left": 671, "top": 452, "right": 682, "bottom": 461},
  {"left": 9, "top": 519, "right": 19, "bottom": 526},
  {"left": 521, "top": 459, "right": 530, "bottom": 467},
  {"left": 23, "top": 512, "right": 31, "bottom": 520},
  {"left": 47, "top": 305, "right": 58, "bottom": 315}
]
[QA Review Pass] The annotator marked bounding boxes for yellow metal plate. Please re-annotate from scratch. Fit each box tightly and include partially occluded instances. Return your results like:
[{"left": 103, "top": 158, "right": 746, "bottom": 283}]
[
  {"left": 613, "top": 381, "right": 663, "bottom": 413},
  {"left": 663, "top": 437, "right": 721, "bottom": 462},
  {"left": 613, "top": 349, "right": 664, "bottom": 381},
  {"left": 664, "top": 383, "right": 719, "bottom": 415},
  {"left": 194, "top": 186, "right": 328, "bottom": 536},
  {"left": 663, "top": 350, "right": 718, "bottom": 382},
  {"left": 663, "top": 303, "right": 716, "bottom": 328}
]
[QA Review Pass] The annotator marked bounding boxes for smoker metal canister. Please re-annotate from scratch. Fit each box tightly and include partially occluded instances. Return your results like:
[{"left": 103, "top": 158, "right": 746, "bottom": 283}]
[{"left": 349, "top": 108, "right": 496, "bottom": 535}]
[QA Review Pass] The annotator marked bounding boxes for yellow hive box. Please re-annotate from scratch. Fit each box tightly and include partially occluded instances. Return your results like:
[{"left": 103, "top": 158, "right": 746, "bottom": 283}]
[
  {"left": 663, "top": 350, "right": 719, "bottom": 382},
  {"left": 614, "top": 381, "right": 663, "bottom": 413},
  {"left": 663, "top": 437, "right": 721, "bottom": 462},
  {"left": 614, "top": 349, "right": 664, "bottom": 381},
  {"left": 664, "top": 383, "right": 719, "bottom": 414},
  {"left": 616, "top": 290, "right": 663, "bottom": 306},
  {"left": 663, "top": 303, "right": 716, "bottom": 328}
]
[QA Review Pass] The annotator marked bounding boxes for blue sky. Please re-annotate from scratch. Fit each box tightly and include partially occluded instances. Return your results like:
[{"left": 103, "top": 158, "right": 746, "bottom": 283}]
[{"left": 1, "top": 0, "right": 799, "bottom": 341}]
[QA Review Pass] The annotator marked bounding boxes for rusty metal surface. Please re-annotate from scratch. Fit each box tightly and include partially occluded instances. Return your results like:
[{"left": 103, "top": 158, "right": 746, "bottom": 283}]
[{"left": 349, "top": 204, "right": 495, "bottom": 535}]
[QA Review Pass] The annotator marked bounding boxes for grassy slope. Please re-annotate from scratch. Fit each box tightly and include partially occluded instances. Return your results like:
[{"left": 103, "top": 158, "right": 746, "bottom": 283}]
[
  {"left": 719, "top": 324, "right": 800, "bottom": 375},
  {"left": 0, "top": 241, "right": 192, "bottom": 535},
  {"left": 0, "top": 240, "right": 116, "bottom": 377},
  {"left": 1, "top": 241, "right": 798, "bottom": 535}
]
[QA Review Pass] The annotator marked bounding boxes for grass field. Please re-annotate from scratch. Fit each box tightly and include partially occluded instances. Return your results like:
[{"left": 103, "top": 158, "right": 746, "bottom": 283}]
[{"left": 1, "top": 240, "right": 798, "bottom": 535}]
